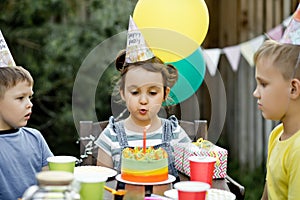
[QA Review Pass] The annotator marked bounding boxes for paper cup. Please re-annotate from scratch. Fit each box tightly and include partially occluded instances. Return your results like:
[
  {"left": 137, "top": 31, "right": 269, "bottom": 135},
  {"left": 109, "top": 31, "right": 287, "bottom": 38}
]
[
  {"left": 174, "top": 181, "right": 210, "bottom": 200},
  {"left": 189, "top": 156, "right": 216, "bottom": 186},
  {"left": 36, "top": 171, "right": 74, "bottom": 186},
  {"left": 47, "top": 156, "right": 77, "bottom": 173},
  {"left": 75, "top": 172, "right": 107, "bottom": 200}
]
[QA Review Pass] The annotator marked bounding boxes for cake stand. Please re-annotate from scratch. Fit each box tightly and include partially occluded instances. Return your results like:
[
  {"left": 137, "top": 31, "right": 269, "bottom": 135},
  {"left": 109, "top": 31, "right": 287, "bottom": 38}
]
[
  {"left": 115, "top": 174, "right": 176, "bottom": 199},
  {"left": 115, "top": 174, "right": 176, "bottom": 185}
]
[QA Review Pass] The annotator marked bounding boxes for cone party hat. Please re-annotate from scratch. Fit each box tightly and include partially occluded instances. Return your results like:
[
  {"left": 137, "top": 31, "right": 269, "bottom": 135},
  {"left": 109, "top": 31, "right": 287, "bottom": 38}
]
[
  {"left": 124, "top": 16, "right": 154, "bottom": 65},
  {"left": 0, "top": 30, "right": 16, "bottom": 67},
  {"left": 280, "top": 3, "right": 300, "bottom": 45}
]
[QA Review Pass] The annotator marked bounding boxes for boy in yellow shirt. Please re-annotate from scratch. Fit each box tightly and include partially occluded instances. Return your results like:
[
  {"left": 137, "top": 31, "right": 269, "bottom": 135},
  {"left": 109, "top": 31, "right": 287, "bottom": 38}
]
[{"left": 253, "top": 39, "right": 300, "bottom": 200}]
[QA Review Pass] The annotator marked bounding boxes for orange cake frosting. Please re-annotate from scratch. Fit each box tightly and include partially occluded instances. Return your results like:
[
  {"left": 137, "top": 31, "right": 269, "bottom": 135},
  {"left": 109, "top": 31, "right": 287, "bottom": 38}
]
[{"left": 121, "top": 147, "right": 168, "bottom": 183}]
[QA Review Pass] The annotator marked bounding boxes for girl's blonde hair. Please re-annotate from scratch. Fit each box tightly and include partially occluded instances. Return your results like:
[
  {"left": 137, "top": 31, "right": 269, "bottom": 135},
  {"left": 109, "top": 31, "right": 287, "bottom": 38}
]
[
  {"left": 0, "top": 66, "right": 33, "bottom": 99},
  {"left": 254, "top": 40, "right": 300, "bottom": 80}
]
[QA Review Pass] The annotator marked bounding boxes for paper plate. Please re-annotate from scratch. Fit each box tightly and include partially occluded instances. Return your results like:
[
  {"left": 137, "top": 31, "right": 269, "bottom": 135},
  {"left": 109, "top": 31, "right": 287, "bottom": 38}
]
[
  {"left": 207, "top": 189, "right": 236, "bottom": 200},
  {"left": 164, "top": 189, "right": 177, "bottom": 199},
  {"left": 74, "top": 166, "right": 117, "bottom": 178},
  {"left": 164, "top": 188, "right": 236, "bottom": 200}
]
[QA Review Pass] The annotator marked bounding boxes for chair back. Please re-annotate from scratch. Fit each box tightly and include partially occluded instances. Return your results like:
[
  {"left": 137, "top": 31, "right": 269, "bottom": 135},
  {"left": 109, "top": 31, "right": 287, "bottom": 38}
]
[
  {"left": 179, "top": 120, "right": 208, "bottom": 141},
  {"left": 79, "top": 120, "right": 108, "bottom": 165}
]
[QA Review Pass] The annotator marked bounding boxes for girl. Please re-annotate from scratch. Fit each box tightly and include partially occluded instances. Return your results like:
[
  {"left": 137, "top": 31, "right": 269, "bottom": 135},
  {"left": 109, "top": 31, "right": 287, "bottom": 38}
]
[{"left": 95, "top": 49, "right": 191, "bottom": 182}]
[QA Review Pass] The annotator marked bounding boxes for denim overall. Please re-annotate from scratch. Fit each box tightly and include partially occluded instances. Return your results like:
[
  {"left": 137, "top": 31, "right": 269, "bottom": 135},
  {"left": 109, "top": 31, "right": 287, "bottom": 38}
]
[{"left": 110, "top": 116, "right": 180, "bottom": 198}]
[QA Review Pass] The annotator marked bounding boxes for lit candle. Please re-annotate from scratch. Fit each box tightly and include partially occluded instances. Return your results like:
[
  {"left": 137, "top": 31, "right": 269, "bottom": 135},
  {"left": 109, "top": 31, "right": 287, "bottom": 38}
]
[{"left": 143, "top": 127, "right": 146, "bottom": 153}]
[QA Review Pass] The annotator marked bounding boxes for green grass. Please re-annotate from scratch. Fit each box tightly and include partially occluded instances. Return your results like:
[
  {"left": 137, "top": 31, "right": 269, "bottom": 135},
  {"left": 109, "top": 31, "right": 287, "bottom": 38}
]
[{"left": 227, "top": 160, "right": 266, "bottom": 200}]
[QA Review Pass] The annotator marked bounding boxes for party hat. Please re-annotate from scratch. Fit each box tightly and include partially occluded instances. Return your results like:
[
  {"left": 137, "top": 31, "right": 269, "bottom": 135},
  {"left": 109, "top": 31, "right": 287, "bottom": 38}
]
[
  {"left": 124, "top": 16, "right": 154, "bottom": 64},
  {"left": 0, "top": 30, "right": 16, "bottom": 67},
  {"left": 280, "top": 3, "right": 300, "bottom": 45}
]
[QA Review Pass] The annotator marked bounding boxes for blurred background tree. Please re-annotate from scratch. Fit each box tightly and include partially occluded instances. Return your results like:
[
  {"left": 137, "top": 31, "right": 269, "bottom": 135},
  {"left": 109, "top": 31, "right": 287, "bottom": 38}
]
[{"left": 0, "top": 0, "right": 138, "bottom": 155}]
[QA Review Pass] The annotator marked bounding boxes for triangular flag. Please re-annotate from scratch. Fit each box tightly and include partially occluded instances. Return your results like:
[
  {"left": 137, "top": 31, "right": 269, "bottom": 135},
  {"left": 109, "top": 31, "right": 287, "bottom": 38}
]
[
  {"left": 282, "top": 16, "right": 293, "bottom": 27},
  {"left": 124, "top": 16, "right": 154, "bottom": 65},
  {"left": 223, "top": 45, "right": 241, "bottom": 72},
  {"left": 203, "top": 48, "right": 221, "bottom": 76},
  {"left": 266, "top": 25, "right": 283, "bottom": 41},
  {"left": 240, "top": 35, "right": 265, "bottom": 67},
  {"left": 280, "top": 3, "right": 300, "bottom": 44},
  {"left": 0, "top": 30, "right": 16, "bottom": 67}
]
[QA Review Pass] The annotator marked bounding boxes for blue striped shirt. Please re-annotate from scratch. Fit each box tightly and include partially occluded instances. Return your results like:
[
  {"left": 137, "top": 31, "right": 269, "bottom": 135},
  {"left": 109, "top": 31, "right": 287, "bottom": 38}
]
[{"left": 95, "top": 117, "right": 191, "bottom": 170}]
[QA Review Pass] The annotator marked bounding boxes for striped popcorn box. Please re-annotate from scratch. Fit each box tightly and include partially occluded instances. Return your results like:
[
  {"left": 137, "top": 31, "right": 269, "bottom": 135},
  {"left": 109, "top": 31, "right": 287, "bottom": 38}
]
[
  {"left": 173, "top": 143, "right": 188, "bottom": 173},
  {"left": 182, "top": 143, "right": 200, "bottom": 176}
]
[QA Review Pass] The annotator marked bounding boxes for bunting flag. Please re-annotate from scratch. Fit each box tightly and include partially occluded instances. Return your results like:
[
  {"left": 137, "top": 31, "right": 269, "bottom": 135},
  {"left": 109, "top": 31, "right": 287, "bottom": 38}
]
[
  {"left": 196, "top": 14, "right": 291, "bottom": 75},
  {"left": 280, "top": 3, "right": 300, "bottom": 45},
  {"left": 0, "top": 30, "right": 16, "bottom": 67},
  {"left": 203, "top": 48, "right": 221, "bottom": 76},
  {"left": 283, "top": 16, "right": 293, "bottom": 27},
  {"left": 240, "top": 35, "right": 265, "bottom": 67},
  {"left": 266, "top": 25, "right": 283, "bottom": 41},
  {"left": 223, "top": 45, "right": 241, "bottom": 72}
]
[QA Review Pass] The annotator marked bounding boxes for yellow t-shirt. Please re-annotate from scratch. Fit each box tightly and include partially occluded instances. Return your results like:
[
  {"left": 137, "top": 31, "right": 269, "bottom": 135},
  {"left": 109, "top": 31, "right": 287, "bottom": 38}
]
[{"left": 266, "top": 123, "right": 300, "bottom": 200}]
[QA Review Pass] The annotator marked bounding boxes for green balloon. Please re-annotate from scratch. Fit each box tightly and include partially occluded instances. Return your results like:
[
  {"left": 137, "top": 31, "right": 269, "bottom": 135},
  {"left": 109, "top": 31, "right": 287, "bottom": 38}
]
[{"left": 166, "top": 47, "right": 205, "bottom": 105}]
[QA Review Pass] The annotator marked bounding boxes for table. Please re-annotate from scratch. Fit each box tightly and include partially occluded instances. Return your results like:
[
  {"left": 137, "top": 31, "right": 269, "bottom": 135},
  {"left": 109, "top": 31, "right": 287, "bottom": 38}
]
[{"left": 103, "top": 172, "right": 230, "bottom": 200}]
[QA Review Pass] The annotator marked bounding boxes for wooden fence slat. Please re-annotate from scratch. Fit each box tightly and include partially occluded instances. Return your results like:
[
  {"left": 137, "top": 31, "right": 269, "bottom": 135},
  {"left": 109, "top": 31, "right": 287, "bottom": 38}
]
[
  {"left": 283, "top": 0, "right": 292, "bottom": 18},
  {"left": 248, "top": 0, "right": 255, "bottom": 38},
  {"left": 265, "top": 0, "right": 274, "bottom": 30},
  {"left": 274, "top": 0, "right": 282, "bottom": 25},
  {"left": 240, "top": 0, "right": 250, "bottom": 41},
  {"left": 255, "top": 106, "right": 264, "bottom": 167},
  {"left": 219, "top": 0, "right": 239, "bottom": 46},
  {"left": 248, "top": 66, "right": 255, "bottom": 170},
  {"left": 237, "top": 58, "right": 248, "bottom": 169},
  {"left": 255, "top": 0, "right": 264, "bottom": 35}
]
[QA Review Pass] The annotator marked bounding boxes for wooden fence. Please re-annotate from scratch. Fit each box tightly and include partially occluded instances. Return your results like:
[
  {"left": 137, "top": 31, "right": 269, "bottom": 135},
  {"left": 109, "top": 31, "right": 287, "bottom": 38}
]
[{"left": 179, "top": 0, "right": 299, "bottom": 171}]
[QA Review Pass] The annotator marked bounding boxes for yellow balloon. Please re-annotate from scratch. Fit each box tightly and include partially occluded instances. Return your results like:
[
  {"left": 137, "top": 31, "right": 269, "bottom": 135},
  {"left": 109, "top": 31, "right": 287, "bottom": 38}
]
[{"left": 133, "top": 0, "right": 209, "bottom": 63}]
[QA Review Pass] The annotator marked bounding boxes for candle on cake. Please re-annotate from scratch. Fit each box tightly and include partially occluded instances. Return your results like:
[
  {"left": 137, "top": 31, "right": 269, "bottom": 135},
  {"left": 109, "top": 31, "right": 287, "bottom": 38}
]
[{"left": 143, "top": 127, "right": 146, "bottom": 153}]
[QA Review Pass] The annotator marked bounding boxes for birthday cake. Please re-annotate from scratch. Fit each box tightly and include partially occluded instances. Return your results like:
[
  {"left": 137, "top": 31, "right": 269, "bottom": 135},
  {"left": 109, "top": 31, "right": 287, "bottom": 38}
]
[{"left": 121, "top": 147, "right": 168, "bottom": 183}]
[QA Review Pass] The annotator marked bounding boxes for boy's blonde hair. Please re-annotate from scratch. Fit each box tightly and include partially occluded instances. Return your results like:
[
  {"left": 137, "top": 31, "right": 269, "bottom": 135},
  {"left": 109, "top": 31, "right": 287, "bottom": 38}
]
[
  {"left": 0, "top": 66, "right": 33, "bottom": 99},
  {"left": 254, "top": 40, "right": 300, "bottom": 80}
]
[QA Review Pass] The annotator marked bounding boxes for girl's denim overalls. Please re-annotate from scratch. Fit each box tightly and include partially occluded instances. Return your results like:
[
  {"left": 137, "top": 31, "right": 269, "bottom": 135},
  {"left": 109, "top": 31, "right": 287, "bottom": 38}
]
[{"left": 110, "top": 116, "right": 180, "bottom": 198}]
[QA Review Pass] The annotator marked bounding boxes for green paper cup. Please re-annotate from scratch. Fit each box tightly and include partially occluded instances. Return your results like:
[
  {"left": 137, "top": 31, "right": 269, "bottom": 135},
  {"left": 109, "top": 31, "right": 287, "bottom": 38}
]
[
  {"left": 75, "top": 172, "right": 107, "bottom": 200},
  {"left": 47, "top": 156, "right": 77, "bottom": 173}
]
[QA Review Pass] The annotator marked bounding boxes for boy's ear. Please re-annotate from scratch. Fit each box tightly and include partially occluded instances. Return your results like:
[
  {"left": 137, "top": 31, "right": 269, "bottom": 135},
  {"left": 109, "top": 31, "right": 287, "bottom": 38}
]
[
  {"left": 290, "top": 79, "right": 300, "bottom": 98},
  {"left": 120, "top": 89, "right": 125, "bottom": 101}
]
